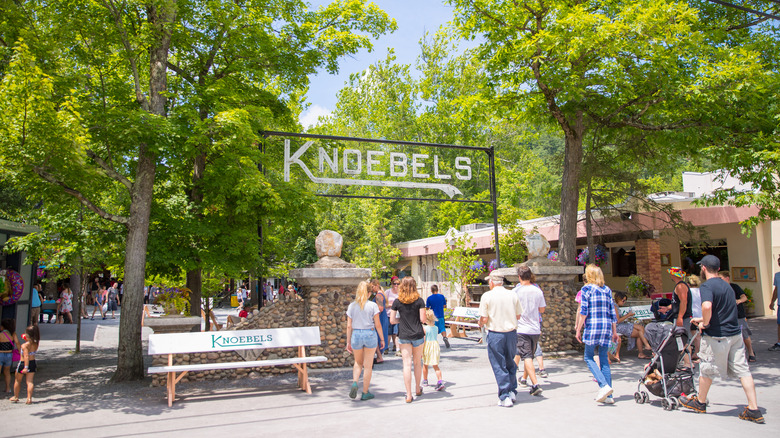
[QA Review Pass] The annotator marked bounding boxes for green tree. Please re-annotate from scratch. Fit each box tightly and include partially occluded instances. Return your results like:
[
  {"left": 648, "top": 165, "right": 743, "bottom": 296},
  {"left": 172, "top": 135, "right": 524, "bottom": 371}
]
[
  {"left": 438, "top": 233, "right": 482, "bottom": 306},
  {"left": 449, "top": 0, "right": 777, "bottom": 264},
  {"left": 0, "top": 0, "right": 395, "bottom": 381}
]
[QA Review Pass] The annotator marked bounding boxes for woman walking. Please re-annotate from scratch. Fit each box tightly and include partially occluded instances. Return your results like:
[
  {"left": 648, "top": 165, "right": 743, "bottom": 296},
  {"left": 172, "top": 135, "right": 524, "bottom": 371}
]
[
  {"left": 346, "top": 280, "right": 384, "bottom": 401},
  {"left": 371, "top": 279, "right": 389, "bottom": 364},
  {"left": 575, "top": 264, "right": 619, "bottom": 404},
  {"left": 390, "top": 276, "right": 426, "bottom": 403}
]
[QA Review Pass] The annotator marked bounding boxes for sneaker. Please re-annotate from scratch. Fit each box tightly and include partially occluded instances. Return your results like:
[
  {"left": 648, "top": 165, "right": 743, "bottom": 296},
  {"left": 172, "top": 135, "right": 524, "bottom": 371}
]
[
  {"left": 395, "top": 350, "right": 402, "bottom": 357},
  {"left": 604, "top": 396, "right": 615, "bottom": 405},
  {"left": 422, "top": 379, "right": 428, "bottom": 387},
  {"left": 435, "top": 381, "right": 445, "bottom": 391},
  {"left": 443, "top": 337, "right": 451, "bottom": 348},
  {"left": 499, "top": 397, "right": 514, "bottom": 407},
  {"left": 392, "top": 345, "right": 397, "bottom": 352},
  {"left": 538, "top": 369, "right": 548, "bottom": 378},
  {"left": 768, "top": 343, "right": 780, "bottom": 351},
  {"left": 349, "top": 382, "right": 358, "bottom": 399},
  {"left": 530, "top": 385, "right": 543, "bottom": 396},
  {"left": 519, "top": 378, "right": 528, "bottom": 387},
  {"left": 738, "top": 407, "right": 765, "bottom": 424},
  {"left": 508, "top": 391, "right": 516, "bottom": 403},
  {"left": 679, "top": 395, "right": 706, "bottom": 413},
  {"left": 360, "top": 392, "right": 375, "bottom": 401},
  {"left": 595, "top": 385, "right": 613, "bottom": 403}
]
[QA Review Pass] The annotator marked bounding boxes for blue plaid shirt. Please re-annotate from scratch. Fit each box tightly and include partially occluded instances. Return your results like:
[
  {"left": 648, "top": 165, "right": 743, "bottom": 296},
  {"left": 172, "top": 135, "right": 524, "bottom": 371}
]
[{"left": 579, "top": 284, "right": 617, "bottom": 347}]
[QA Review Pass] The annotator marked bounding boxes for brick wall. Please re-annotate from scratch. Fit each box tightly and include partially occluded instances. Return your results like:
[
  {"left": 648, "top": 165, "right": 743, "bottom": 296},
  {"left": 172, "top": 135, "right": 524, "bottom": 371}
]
[{"left": 636, "top": 238, "right": 662, "bottom": 293}]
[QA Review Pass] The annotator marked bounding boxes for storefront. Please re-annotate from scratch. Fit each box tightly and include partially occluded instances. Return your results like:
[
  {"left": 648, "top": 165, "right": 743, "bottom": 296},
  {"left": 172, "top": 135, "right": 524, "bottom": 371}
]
[{"left": 0, "top": 219, "right": 39, "bottom": 335}]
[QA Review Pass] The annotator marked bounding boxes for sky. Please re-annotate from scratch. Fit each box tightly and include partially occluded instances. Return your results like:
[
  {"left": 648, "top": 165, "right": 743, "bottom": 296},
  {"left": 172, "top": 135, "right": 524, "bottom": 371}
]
[{"left": 299, "top": 0, "right": 458, "bottom": 128}]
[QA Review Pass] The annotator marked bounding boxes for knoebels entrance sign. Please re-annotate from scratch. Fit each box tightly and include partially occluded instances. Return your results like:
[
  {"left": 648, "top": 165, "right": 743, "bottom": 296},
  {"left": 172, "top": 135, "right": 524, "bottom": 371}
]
[{"left": 263, "top": 131, "right": 502, "bottom": 264}]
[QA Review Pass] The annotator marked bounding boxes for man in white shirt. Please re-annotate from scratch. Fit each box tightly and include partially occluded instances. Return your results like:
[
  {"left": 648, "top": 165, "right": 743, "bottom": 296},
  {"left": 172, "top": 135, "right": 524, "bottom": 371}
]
[
  {"left": 512, "top": 265, "right": 546, "bottom": 397},
  {"left": 479, "top": 273, "right": 523, "bottom": 407}
]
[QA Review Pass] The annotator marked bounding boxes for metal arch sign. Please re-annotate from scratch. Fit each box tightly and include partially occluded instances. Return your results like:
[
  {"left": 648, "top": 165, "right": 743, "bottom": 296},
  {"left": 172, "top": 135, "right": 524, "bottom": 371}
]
[
  {"left": 283, "top": 139, "right": 474, "bottom": 199},
  {"left": 262, "top": 131, "right": 502, "bottom": 263}
]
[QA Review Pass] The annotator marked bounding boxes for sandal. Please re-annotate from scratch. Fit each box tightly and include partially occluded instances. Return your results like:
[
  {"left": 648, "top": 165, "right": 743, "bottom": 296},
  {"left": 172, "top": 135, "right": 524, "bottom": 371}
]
[
  {"left": 416, "top": 389, "right": 423, "bottom": 396},
  {"left": 405, "top": 395, "right": 413, "bottom": 403},
  {"left": 25, "top": 399, "right": 32, "bottom": 405},
  {"left": 9, "top": 397, "right": 18, "bottom": 403}
]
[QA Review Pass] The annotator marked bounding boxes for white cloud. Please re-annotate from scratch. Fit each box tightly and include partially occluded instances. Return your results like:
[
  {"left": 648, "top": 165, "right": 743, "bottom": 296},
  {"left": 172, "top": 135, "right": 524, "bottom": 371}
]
[{"left": 299, "top": 105, "right": 333, "bottom": 129}]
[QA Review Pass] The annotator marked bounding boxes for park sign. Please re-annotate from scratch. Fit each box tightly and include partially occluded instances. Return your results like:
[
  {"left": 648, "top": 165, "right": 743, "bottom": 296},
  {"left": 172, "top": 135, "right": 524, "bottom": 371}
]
[{"left": 147, "top": 327, "right": 322, "bottom": 355}]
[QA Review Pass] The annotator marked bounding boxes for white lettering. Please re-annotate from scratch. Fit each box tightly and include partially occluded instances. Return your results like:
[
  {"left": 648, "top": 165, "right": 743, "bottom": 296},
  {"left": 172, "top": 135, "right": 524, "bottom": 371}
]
[
  {"left": 390, "top": 152, "right": 408, "bottom": 177},
  {"left": 455, "top": 157, "right": 472, "bottom": 180},
  {"left": 433, "top": 155, "right": 451, "bottom": 180},
  {"left": 366, "top": 150, "right": 385, "bottom": 176},
  {"left": 412, "top": 154, "right": 429, "bottom": 178},
  {"left": 319, "top": 147, "right": 338, "bottom": 174},
  {"left": 343, "top": 149, "right": 361, "bottom": 175}
]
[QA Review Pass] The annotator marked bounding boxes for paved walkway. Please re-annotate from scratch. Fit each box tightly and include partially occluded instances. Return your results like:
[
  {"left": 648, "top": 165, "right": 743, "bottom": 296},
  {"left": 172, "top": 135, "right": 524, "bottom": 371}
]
[{"left": 3, "top": 309, "right": 778, "bottom": 437}]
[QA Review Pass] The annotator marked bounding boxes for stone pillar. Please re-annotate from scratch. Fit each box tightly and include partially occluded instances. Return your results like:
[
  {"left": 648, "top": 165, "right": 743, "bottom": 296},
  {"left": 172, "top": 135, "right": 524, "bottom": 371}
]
[{"left": 636, "top": 238, "right": 662, "bottom": 293}]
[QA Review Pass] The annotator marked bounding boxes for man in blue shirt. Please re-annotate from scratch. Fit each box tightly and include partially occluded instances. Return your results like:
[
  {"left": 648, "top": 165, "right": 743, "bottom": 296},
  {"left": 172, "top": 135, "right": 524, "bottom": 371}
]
[
  {"left": 426, "top": 284, "right": 450, "bottom": 348},
  {"left": 30, "top": 283, "right": 43, "bottom": 325},
  {"left": 769, "top": 256, "right": 780, "bottom": 351}
]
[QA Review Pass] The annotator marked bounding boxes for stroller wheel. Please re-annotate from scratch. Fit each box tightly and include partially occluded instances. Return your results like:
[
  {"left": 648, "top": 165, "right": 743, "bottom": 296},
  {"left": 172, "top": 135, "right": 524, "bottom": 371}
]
[
  {"left": 641, "top": 391, "right": 650, "bottom": 404},
  {"left": 670, "top": 397, "right": 679, "bottom": 410},
  {"left": 634, "top": 392, "right": 644, "bottom": 404},
  {"left": 662, "top": 397, "right": 676, "bottom": 411}
]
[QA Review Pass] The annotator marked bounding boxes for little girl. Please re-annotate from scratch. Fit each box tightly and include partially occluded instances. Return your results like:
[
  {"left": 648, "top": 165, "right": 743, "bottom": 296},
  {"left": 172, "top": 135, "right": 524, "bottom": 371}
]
[
  {"left": 10, "top": 325, "right": 39, "bottom": 404},
  {"left": 422, "top": 309, "right": 444, "bottom": 391}
]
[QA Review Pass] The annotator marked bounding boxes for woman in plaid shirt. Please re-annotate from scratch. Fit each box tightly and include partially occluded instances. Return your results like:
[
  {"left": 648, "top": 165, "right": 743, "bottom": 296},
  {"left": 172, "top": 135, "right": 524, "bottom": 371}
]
[{"left": 575, "top": 265, "right": 619, "bottom": 404}]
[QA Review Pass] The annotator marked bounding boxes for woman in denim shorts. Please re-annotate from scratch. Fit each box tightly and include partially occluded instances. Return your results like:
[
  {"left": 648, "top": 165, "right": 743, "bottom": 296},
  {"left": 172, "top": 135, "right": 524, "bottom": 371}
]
[
  {"left": 390, "top": 277, "right": 426, "bottom": 403},
  {"left": 346, "top": 281, "right": 385, "bottom": 401}
]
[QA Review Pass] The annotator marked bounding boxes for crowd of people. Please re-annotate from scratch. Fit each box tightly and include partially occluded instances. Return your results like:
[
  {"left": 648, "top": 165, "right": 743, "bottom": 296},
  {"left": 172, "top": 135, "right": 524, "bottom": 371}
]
[{"left": 344, "top": 255, "right": 769, "bottom": 425}]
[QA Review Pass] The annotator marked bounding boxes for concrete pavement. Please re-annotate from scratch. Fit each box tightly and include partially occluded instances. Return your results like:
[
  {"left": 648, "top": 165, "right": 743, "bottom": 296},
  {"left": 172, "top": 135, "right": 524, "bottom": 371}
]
[{"left": 2, "top": 309, "right": 778, "bottom": 437}]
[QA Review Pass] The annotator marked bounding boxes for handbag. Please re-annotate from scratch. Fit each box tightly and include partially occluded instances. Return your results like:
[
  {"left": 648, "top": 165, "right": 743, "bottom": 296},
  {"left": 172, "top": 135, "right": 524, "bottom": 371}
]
[
  {"left": 3, "top": 332, "right": 19, "bottom": 361},
  {"left": 102, "top": 303, "right": 108, "bottom": 313}
]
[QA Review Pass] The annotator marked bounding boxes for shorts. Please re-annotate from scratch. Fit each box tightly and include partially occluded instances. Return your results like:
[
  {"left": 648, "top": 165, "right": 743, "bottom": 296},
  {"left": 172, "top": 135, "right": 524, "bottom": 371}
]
[
  {"left": 699, "top": 334, "right": 751, "bottom": 380},
  {"left": 107, "top": 301, "right": 118, "bottom": 311},
  {"left": 516, "top": 334, "right": 540, "bottom": 360},
  {"left": 351, "top": 329, "right": 378, "bottom": 350},
  {"left": 16, "top": 359, "right": 36, "bottom": 373},
  {"left": 398, "top": 337, "right": 425, "bottom": 347},
  {"left": 739, "top": 319, "right": 752, "bottom": 339},
  {"left": 435, "top": 318, "right": 446, "bottom": 335},
  {"left": 0, "top": 352, "right": 12, "bottom": 367},
  {"left": 388, "top": 323, "right": 398, "bottom": 336}
]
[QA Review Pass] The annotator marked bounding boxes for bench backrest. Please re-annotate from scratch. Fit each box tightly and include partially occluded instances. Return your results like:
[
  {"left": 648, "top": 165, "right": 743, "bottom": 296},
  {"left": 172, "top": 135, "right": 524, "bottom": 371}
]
[
  {"left": 148, "top": 326, "right": 321, "bottom": 355},
  {"left": 619, "top": 305, "right": 653, "bottom": 321},
  {"left": 451, "top": 307, "right": 480, "bottom": 319}
]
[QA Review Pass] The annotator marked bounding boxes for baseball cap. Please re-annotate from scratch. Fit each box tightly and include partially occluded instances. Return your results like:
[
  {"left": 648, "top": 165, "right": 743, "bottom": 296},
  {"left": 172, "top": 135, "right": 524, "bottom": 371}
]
[
  {"left": 485, "top": 273, "right": 504, "bottom": 282},
  {"left": 697, "top": 255, "right": 720, "bottom": 271}
]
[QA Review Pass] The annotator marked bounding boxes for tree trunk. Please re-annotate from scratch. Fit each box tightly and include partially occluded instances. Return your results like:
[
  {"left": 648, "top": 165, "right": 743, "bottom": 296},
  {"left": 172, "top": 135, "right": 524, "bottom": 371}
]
[
  {"left": 186, "top": 268, "right": 202, "bottom": 321},
  {"left": 111, "top": 2, "right": 172, "bottom": 382},
  {"left": 585, "top": 177, "right": 595, "bottom": 266},
  {"left": 558, "top": 125, "right": 584, "bottom": 265}
]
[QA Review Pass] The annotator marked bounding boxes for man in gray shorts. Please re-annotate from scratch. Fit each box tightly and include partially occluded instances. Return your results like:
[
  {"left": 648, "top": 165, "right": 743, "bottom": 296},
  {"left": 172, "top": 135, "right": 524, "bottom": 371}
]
[
  {"left": 512, "top": 265, "right": 545, "bottom": 397},
  {"left": 680, "top": 255, "right": 764, "bottom": 424}
]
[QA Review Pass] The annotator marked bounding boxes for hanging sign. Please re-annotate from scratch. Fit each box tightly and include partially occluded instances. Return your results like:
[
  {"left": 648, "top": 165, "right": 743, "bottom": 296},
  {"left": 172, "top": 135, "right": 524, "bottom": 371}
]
[{"left": 283, "top": 139, "right": 473, "bottom": 199}]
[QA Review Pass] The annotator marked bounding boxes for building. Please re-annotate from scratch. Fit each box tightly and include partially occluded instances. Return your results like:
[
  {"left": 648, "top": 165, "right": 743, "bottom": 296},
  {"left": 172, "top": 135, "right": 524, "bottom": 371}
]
[
  {"left": 1, "top": 219, "right": 39, "bottom": 334},
  {"left": 395, "top": 171, "right": 780, "bottom": 316}
]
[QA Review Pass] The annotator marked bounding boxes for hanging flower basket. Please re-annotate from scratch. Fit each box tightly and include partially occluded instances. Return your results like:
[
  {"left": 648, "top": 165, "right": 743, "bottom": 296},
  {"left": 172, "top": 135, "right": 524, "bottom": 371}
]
[
  {"left": 547, "top": 251, "right": 559, "bottom": 262},
  {"left": 576, "top": 245, "right": 609, "bottom": 266}
]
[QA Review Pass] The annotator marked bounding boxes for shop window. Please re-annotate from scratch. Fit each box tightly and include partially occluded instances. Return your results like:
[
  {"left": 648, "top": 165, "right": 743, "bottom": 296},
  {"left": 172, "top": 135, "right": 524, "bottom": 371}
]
[
  {"left": 680, "top": 240, "right": 729, "bottom": 276},
  {"left": 612, "top": 247, "right": 637, "bottom": 277}
]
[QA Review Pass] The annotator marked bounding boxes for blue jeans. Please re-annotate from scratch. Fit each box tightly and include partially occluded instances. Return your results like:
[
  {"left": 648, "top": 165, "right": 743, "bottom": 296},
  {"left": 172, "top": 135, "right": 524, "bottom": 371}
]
[
  {"left": 378, "top": 311, "right": 389, "bottom": 352},
  {"left": 584, "top": 343, "right": 612, "bottom": 388},
  {"left": 351, "top": 329, "right": 378, "bottom": 349},
  {"left": 486, "top": 330, "right": 518, "bottom": 400}
]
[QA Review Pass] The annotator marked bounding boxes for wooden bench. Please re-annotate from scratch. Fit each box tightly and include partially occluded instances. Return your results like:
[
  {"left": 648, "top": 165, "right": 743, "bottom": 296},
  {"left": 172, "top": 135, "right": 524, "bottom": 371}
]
[
  {"left": 147, "top": 326, "right": 327, "bottom": 406},
  {"left": 446, "top": 306, "right": 482, "bottom": 339}
]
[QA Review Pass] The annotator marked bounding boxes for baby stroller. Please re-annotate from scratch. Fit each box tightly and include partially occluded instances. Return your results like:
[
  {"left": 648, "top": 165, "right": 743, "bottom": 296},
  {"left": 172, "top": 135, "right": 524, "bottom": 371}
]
[{"left": 634, "top": 321, "right": 699, "bottom": 411}]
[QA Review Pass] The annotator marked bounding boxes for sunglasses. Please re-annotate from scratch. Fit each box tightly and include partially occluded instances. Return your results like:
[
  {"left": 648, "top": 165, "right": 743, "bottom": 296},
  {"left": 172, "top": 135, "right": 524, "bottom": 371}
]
[{"left": 392, "top": 282, "right": 400, "bottom": 286}]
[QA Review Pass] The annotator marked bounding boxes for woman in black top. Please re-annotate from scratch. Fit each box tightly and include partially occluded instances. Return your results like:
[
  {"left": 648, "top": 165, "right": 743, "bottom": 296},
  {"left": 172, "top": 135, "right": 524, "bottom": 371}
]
[{"left": 390, "top": 277, "right": 426, "bottom": 403}]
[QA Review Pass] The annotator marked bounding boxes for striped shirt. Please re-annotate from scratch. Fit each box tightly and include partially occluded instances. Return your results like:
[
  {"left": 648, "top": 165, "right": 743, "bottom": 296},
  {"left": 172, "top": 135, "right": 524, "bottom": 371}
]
[{"left": 579, "top": 284, "right": 617, "bottom": 346}]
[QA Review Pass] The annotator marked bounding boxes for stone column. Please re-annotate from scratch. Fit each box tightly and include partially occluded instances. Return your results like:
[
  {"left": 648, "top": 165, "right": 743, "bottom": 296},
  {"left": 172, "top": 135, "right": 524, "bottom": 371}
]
[{"left": 636, "top": 238, "right": 662, "bottom": 293}]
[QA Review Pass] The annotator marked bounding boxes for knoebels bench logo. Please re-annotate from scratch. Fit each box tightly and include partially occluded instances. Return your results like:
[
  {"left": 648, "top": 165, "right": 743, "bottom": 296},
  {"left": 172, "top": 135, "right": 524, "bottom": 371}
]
[
  {"left": 284, "top": 139, "right": 472, "bottom": 199},
  {"left": 211, "top": 333, "right": 273, "bottom": 349}
]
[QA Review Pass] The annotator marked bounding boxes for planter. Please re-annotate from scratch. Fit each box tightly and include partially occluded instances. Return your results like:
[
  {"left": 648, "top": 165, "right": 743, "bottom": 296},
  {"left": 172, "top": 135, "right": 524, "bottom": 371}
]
[{"left": 144, "top": 315, "right": 202, "bottom": 334}]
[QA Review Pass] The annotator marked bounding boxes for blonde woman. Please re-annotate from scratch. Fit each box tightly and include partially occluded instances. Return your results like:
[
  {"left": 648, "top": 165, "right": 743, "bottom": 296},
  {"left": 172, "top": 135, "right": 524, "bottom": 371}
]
[
  {"left": 575, "top": 264, "right": 619, "bottom": 404},
  {"left": 346, "top": 280, "right": 384, "bottom": 401},
  {"left": 390, "top": 276, "right": 426, "bottom": 403}
]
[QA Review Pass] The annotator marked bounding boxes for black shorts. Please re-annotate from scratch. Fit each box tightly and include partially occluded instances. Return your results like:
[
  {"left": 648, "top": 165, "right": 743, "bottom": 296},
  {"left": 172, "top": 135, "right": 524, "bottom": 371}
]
[
  {"left": 516, "top": 334, "right": 540, "bottom": 360},
  {"left": 17, "top": 359, "right": 37, "bottom": 373}
]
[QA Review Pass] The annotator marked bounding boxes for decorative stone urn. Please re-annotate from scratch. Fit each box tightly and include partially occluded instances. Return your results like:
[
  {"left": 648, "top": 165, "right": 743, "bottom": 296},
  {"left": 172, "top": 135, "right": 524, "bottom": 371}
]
[
  {"left": 291, "top": 230, "right": 371, "bottom": 286},
  {"left": 526, "top": 232, "right": 551, "bottom": 259}
]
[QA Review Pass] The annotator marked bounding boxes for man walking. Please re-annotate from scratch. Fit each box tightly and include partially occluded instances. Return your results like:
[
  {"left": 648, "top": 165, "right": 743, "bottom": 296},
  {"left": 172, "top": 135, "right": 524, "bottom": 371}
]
[
  {"left": 769, "top": 256, "right": 780, "bottom": 351},
  {"left": 478, "top": 273, "right": 523, "bottom": 407},
  {"left": 680, "top": 255, "right": 764, "bottom": 423},
  {"left": 426, "top": 284, "right": 450, "bottom": 348},
  {"left": 512, "top": 265, "right": 545, "bottom": 397},
  {"left": 30, "top": 284, "right": 43, "bottom": 326}
]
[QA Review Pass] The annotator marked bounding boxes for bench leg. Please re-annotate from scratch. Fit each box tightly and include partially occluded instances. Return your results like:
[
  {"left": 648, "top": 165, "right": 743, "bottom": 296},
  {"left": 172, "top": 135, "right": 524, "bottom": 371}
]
[
  {"left": 294, "top": 346, "right": 312, "bottom": 394},
  {"left": 167, "top": 372, "right": 174, "bottom": 407}
]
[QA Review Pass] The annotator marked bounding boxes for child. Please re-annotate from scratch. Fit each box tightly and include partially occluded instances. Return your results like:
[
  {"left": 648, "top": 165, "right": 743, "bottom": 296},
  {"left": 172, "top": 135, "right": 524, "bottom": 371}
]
[
  {"left": 1, "top": 319, "right": 21, "bottom": 392},
  {"left": 9, "top": 325, "right": 39, "bottom": 404},
  {"left": 421, "top": 309, "right": 444, "bottom": 391},
  {"left": 238, "top": 303, "right": 252, "bottom": 318}
]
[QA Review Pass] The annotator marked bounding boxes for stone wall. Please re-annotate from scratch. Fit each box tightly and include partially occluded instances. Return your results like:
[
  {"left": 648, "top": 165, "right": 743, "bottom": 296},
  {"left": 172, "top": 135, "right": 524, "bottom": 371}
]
[
  {"left": 150, "top": 285, "right": 355, "bottom": 387},
  {"left": 536, "top": 278, "right": 579, "bottom": 352}
]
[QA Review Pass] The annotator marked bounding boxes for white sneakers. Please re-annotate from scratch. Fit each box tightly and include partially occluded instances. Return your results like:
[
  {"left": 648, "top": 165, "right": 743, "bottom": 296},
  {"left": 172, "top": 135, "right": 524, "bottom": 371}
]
[
  {"left": 595, "top": 385, "right": 613, "bottom": 403},
  {"left": 509, "top": 391, "right": 517, "bottom": 403},
  {"left": 498, "top": 397, "right": 514, "bottom": 407}
]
